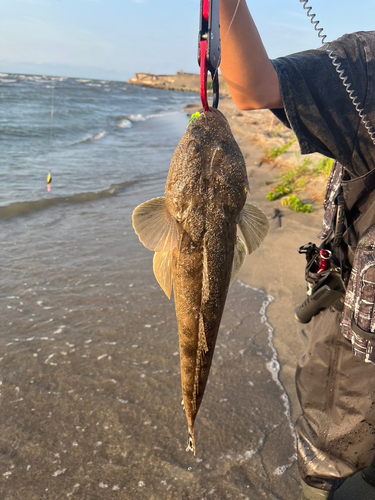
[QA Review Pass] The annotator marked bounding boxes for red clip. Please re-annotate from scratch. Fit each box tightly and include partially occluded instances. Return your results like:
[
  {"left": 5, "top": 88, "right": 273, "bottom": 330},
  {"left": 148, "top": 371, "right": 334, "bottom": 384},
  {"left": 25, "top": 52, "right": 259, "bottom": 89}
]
[
  {"left": 200, "top": 0, "right": 210, "bottom": 111},
  {"left": 198, "top": 0, "right": 221, "bottom": 112}
]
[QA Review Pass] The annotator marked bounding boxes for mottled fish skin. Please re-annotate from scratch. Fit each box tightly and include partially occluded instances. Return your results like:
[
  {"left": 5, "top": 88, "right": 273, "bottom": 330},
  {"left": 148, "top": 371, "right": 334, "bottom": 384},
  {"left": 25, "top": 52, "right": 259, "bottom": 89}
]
[{"left": 132, "top": 108, "right": 269, "bottom": 455}]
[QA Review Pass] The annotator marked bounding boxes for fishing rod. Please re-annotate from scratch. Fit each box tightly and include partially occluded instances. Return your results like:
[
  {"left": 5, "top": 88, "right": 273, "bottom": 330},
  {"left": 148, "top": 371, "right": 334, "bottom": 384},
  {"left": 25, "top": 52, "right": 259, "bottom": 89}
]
[{"left": 198, "top": 0, "right": 221, "bottom": 111}]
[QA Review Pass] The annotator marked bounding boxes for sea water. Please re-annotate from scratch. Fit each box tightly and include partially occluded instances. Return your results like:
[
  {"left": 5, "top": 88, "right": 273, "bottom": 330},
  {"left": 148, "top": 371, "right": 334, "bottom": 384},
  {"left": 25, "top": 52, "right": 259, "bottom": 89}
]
[{"left": 0, "top": 74, "right": 200, "bottom": 213}]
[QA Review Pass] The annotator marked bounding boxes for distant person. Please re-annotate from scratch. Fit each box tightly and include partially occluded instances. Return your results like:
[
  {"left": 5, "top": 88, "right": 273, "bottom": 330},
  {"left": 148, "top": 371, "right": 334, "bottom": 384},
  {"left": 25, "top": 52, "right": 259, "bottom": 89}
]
[{"left": 220, "top": 1, "right": 375, "bottom": 499}]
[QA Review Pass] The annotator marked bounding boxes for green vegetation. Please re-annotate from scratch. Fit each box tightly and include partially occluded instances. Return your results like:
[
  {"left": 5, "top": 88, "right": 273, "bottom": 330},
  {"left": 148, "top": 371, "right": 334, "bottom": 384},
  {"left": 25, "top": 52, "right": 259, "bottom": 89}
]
[
  {"left": 266, "top": 163, "right": 310, "bottom": 202},
  {"left": 263, "top": 137, "right": 334, "bottom": 214},
  {"left": 261, "top": 138, "right": 297, "bottom": 164},
  {"left": 281, "top": 195, "right": 314, "bottom": 213},
  {"left": 313, "top": 157, "right": 334, "bottom": 179},
  {"left": 270, "top": 125, "right": 287, "bottom": 138}
]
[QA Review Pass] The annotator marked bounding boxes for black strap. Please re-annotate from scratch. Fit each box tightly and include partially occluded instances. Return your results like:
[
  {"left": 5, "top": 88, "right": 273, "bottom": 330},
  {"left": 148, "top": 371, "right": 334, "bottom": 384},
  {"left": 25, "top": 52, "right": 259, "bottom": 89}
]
[
  {"left": 333, "top": 189, "right": 346, "bottom": 247},
  {"left": 351, "top": 315, "right": 375, "bottom": 342}
]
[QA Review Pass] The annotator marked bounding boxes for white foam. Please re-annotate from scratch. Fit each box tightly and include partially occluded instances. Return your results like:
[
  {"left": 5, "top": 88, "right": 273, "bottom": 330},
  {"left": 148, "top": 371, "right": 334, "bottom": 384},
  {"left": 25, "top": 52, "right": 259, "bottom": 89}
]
[
  {"left": 52, "top": 468, "right": 67, "bottom": 477},
  {"left": 53, "top": 326, "right": 65, "bottom": 334},
  {"left": 93, "top": 131, "right": 107, "bottom": 141},
  {"left": 239, "top": 281, "right": 297, "bottom": 474},
  {"left": 44, "top": 353, "right": 55, "bottom": 364},
  {"left": 118, "top": 119, "right": 132, "bottom": 129},
  {"left": 129, "top": 113, "right": 146, "bottom": 122},
  {"left": 129, "top": 111, "right": 177, "bottom": 122}
]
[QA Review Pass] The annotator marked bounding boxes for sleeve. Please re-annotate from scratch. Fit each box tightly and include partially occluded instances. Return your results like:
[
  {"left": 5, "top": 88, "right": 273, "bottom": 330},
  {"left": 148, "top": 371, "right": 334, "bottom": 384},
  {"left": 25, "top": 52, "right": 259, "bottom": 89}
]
[{"left": 271, "top": 32, "right": 375, "bottom": 178}]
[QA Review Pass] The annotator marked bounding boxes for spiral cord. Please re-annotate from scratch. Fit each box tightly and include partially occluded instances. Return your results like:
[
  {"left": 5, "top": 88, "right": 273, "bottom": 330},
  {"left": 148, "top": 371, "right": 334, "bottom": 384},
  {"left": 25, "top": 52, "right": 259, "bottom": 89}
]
[{"left": 300, "top": 0, "right": 375, "bottom": 145}]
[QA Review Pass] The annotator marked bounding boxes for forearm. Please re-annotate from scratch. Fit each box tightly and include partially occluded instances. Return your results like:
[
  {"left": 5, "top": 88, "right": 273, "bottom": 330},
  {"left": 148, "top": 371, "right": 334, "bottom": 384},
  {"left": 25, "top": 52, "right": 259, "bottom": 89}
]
[{"left": 220, "top": 0, "right": 282, "bottom": 110}]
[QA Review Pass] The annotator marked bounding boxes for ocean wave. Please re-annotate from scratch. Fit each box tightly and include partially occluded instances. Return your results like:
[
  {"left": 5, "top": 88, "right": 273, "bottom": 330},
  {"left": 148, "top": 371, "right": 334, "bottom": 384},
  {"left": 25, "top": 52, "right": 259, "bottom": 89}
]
[
  {"left": 0, "top": 78, "right": 18, "bottom": 84},
  {"left": 117, "top": 119, "right": 132, "bottom": 129},
  {"left": 0, "top": 72, "right": 8, "bottom": 77},
  {"left": 128, "top": 111, "right": 177, "bottom": 122},
  {"left": 25, "top": 76, "right": 45, "bottom": 83},
  {"left": 128, "top": 114, "right": 146, "bottom": 122},
  {"left": 0, "top": 180, "right": 137, "bottom": 219},
  {"left": 112, "top": 112, "right": 170, "bottom": 128},
  {"left": 92, "top": 131, "right": 107, "bottom": 141},
  {"left": 72, "top": 130, "right": 107, "bottom": 146}
]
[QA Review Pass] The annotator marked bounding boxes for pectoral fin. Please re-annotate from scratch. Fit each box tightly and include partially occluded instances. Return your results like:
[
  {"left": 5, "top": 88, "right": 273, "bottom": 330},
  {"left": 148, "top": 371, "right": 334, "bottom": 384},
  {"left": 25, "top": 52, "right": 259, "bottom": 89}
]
[
  {"left": 230, "top": 237, "right": 247, "bottom": 286},
  {"left": 132, "top": 197, "right": 179, "bottom": 252},
  {"left": 238, "top": 203, "right": 269, "bottom": 254},
  {"left": 153, "top": 251, "right": 173, "bottom": 299}
]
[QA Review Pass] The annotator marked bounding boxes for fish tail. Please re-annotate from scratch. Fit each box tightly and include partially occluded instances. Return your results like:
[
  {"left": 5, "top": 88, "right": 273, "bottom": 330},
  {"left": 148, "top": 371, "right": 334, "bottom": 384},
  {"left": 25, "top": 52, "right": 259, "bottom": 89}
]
[{"left": 186, "top": 428, "right": 196, "bottom": 456}]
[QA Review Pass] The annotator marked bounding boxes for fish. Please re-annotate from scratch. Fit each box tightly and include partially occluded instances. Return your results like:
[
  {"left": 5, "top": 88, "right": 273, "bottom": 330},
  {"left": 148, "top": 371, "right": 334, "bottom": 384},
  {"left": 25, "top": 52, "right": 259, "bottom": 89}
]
[{"left": 132, "top": 108, "right": 269, "bottom": 455}]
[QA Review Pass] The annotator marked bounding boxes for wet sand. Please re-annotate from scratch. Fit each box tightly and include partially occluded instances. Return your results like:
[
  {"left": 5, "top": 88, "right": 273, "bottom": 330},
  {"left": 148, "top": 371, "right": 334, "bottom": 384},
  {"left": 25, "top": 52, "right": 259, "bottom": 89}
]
[{"left": 0, "top": 178, "right": 298, "bottom": 499}]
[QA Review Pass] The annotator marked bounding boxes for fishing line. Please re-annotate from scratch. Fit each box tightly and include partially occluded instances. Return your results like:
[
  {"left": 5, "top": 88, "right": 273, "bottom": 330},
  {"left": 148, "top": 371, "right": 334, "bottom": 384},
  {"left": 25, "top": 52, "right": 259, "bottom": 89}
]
[
  {"left": 300, "top": 0, "right": 375, "bottom": 146},
  {"left": 222, "top": 0, "right": 241, "bottom": 47},
  {"left": 47, "top": 81, "right": 55, "bottom": 187},
  {"left": 49, "top": 82, "right": 55, "bottom": 151},
  {"left": 210, "top": 0, "right": 241, "bottom": 98}
]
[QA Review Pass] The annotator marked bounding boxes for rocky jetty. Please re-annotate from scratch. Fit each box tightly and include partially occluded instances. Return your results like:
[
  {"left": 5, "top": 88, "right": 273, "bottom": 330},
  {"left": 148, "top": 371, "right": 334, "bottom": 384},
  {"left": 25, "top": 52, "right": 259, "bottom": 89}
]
[{"left": 128, "top": 71, "right": 228, "bottom": 95}]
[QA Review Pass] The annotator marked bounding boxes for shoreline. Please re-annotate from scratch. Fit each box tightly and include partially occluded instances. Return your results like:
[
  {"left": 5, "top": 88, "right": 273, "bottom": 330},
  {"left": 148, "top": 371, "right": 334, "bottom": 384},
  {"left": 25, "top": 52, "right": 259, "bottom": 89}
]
[{"left": 128, "top": 71, "right": 230, "bottom": 96}]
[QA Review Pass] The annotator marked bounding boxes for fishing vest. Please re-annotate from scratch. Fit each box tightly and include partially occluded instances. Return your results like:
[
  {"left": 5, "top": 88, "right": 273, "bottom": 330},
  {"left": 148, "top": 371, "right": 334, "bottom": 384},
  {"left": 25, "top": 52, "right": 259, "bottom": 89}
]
[{"left": 320, "top": 162, "right": 375, "bottom": 363}]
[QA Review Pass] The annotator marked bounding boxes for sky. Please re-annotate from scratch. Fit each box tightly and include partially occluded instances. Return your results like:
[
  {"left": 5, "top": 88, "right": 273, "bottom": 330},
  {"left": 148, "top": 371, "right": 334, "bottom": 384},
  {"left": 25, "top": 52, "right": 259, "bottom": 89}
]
[{"left": 0, "top": 0, "right": 374, "bottom": 81}]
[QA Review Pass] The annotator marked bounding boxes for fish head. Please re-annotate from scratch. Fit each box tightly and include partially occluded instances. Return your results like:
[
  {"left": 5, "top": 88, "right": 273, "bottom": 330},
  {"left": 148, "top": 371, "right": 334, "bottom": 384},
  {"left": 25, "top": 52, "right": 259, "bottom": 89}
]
[{"left": 165, "top": 108, "right": 249, "bottom": 226}]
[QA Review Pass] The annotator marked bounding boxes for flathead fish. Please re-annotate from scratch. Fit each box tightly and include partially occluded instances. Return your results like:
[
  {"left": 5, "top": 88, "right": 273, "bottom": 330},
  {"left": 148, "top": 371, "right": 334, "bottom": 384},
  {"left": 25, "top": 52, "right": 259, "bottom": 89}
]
[{"left": 132, "top": 108, "right": 269, "bottom": 455}]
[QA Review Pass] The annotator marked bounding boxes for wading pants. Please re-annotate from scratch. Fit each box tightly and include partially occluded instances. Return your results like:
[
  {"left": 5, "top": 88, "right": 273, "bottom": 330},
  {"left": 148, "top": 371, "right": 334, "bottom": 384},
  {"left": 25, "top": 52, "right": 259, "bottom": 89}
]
[{"left": 295, "top": 307, "right": 375, "bottom": 493}]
